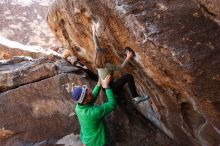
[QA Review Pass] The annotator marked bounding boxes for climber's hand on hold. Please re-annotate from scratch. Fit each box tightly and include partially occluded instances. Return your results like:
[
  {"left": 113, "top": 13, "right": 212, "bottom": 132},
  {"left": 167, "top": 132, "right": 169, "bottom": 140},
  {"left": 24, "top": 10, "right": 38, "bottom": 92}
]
[
  {"left": 125, "top": 47, "right": 136, "bottom": 57},
  {"left": 126, "top": 51, "right": 133, "bottom": 60}
]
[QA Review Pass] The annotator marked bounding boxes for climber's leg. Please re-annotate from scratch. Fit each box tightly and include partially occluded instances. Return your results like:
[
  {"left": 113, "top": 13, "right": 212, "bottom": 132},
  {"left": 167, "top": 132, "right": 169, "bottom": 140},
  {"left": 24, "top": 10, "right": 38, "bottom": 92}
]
[{"left": 111, "top": 74, "right": 138, "bottom": 97}]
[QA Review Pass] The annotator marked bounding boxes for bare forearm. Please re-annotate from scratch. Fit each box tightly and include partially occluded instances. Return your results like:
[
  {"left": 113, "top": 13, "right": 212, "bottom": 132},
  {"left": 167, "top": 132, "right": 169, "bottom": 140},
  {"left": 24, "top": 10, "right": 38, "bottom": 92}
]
[{"left": 93, "top": 33, "right": 100, "bottom": 49}]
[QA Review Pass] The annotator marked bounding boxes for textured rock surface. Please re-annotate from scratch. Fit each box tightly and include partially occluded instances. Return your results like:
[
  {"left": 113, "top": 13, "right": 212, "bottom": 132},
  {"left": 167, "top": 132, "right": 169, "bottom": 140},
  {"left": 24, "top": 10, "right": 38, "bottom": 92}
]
[
  {"left": 0, "top": 73, "right": 83, "bottom": 145},
  {"left": 0, "top": 55, "right": 79, "bottom": 93},
  {"left": 193, "top": 0, "right": 220, "bottom": 25},
  {"left": 0, "top": 0, "right": 60, "bottom": 48},
  {"left": 104, "top": 90, "right": 177, "bottom": 146},
  {"left": 47, "top": 0, "right": 220, "bottom": 146},
  {"left": 0, "top": 44, "right": 44, "bottom": 60}
]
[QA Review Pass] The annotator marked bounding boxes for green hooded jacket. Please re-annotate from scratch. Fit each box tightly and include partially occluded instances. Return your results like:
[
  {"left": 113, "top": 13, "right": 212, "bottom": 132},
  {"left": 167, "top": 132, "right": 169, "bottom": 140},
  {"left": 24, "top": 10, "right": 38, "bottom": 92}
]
[{"left": 75, "top": 85, "right": 117, "bottom": 146}]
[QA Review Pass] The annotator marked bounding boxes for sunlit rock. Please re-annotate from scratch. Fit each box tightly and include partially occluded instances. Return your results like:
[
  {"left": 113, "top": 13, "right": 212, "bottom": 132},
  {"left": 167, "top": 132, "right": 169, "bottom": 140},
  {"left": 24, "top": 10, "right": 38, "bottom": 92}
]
[
  {"left": 193, "top": 0, "right": 220, "bottom": 25},
  {"left": 0, "top": 55, "right": 79, "bottom": 93},
  {"left": 47, "top": 0, "right": 220, "bottom": 145},
  {"left": 0, "top": 0, "right": 60, "bottom": 48},
  {"left": 0, "top": 44, "right": 44, "bottom": 60}
]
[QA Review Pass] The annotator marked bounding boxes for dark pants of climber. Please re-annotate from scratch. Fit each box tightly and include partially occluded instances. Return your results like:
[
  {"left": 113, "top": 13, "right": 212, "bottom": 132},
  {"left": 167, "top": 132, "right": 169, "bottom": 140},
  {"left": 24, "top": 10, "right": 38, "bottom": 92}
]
[{"left": 110, "top": 74, "right": 138, "bottom": 98}]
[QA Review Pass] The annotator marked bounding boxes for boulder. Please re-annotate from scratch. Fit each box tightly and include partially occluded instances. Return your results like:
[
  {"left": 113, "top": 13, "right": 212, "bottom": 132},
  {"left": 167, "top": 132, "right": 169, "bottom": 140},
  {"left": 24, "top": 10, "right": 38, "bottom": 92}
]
[
  {"left": 193, "top": 0, "right": 220, "bottom": 25},
  {"left": 0, "top": 1, "right": 60, "bottom": 48},
  {"left": 0, "top": 73, "right": 87, "bottom": 145},
  {"left": 47, "top": 0, "right": 220, "bottom": 145},
  {"left": 0, "top": 55, "right": 80, "bottom": 93},
  {"left": 0, "top": 44, "right": 44, "bottom": 60}
]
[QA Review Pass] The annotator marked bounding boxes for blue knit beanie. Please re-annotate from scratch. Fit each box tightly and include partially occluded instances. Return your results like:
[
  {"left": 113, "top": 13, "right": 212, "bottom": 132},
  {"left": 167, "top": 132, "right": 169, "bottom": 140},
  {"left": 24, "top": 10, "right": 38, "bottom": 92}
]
[
  {"left": 71, "top": 86, "right": 82, "bottom": 101},
  {"left": 71, "top": 85, "right": 87, "bottom": 103}
]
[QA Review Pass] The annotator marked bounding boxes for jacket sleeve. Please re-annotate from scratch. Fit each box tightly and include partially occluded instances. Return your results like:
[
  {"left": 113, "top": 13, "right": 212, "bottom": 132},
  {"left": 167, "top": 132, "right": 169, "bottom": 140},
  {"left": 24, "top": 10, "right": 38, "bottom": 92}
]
[
  {"left": 108, "top": 59, "right": 129, "bottom": 72},
  {"left": 92, "top": 88, "right": 117, "bottom": 119},
  {"left": 91, "top": 85, "right": 101, "bottom": 103}
]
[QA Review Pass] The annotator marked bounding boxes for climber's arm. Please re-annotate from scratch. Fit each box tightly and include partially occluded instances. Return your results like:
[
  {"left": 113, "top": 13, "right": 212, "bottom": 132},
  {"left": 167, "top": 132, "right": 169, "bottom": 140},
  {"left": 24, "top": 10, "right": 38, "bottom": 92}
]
[
  {"left": 91, "top": 79, "right": 102, "bottom": 102},
  {"left": 112, "top": 51, "right": 133, "bottom": 71},
  {"left": 92, "top": 24, "right": 100, "bottom": 49}
]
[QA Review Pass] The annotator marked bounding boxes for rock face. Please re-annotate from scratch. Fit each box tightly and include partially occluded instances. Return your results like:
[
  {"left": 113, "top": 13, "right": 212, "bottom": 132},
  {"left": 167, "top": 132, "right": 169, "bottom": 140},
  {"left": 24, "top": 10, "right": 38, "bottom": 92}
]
[
  {"left": 0, "top": 0, "right": 60, "bottom": 48},
  {"left": 104, "top": 90, "right": 177, "bottom": 146},
  {"left": 47, "top": 0, "right": 220, "bottom": 146},
  {"left": 0, "top": 55, "right": 80, "bottom": 93},
  {"left": 193, "top": 0, "right": 220, "bottom": 25},
  {"left": 0, "top": 55, "right": 89, "bottom": 145},
  {"left": 0, "top": 73, "right": 84, "bottom": 146},
  {"left": 0, "top": 44, "right": 44, "bottom": 60},
  {"left": 0, "top": 57, "right": 176, "bottom": 146}
]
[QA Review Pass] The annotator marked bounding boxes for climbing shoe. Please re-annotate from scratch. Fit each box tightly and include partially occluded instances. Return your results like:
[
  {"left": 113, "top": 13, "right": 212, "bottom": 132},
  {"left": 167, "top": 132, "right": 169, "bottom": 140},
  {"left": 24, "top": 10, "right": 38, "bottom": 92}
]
[{"left": 132, "top": 95, "right": 150, "bottom": 104}]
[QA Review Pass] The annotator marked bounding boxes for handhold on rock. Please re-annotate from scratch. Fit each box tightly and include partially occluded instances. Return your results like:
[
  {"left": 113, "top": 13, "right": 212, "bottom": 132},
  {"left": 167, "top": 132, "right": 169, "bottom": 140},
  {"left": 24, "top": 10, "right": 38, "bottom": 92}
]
[{"left": 125, "top": 47, "right": 136, "bottom": 57}]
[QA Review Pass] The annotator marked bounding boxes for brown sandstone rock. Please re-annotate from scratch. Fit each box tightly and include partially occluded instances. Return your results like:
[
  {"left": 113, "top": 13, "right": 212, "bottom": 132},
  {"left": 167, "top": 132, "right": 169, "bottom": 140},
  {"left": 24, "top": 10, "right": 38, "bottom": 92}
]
[
  {"left": 0, "top": 73, "right": 86, "bottom": 145},
  {"left": 47, "top": 0, "right": 220, "bottom": 145},
  {"left": 0, "top": 55, "right": 79, "bottom": 93},
  {"left": 0, "top": 44, "right": 44, "bottom": 60},
  {"left": 0, "top": 0, "right": 60, "bottom": 49},
  {"left": 193, "top": 0, "right": 220, "bottom": 25}
]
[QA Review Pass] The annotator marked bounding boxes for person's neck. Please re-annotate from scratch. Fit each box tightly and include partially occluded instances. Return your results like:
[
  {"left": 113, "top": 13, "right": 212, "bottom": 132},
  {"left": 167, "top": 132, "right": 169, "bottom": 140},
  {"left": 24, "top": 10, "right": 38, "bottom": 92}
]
[{"left": 78, "top": 102, "right": 93, "bottom": 106}]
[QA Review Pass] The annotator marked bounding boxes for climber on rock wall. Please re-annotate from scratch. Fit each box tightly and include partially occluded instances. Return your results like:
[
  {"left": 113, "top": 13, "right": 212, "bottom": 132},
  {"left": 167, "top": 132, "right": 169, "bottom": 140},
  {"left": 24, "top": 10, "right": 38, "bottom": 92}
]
[
  {"left": 71, "top": 75, "right": 116, "bottom": 146},
  {"left": 92, "top": 20, "right": 150, "bottom": 104}
]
